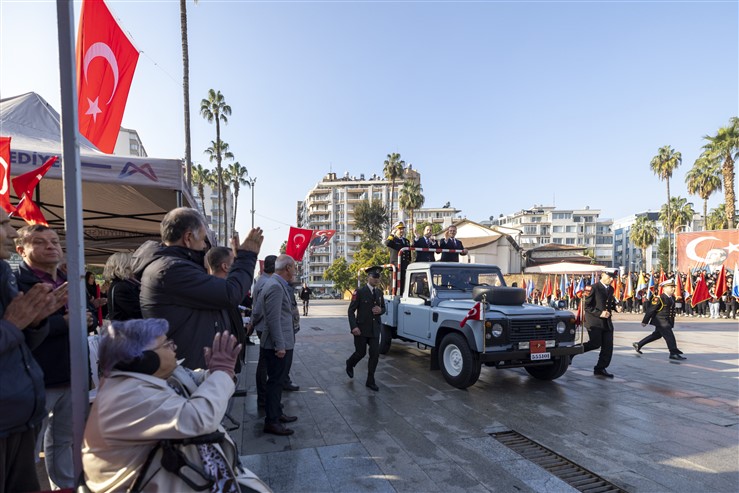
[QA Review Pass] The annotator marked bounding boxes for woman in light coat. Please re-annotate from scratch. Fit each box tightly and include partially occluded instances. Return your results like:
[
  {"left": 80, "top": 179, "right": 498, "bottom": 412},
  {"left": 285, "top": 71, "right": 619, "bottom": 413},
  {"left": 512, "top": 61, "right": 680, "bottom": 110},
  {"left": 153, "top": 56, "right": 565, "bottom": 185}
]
[{"left": 82, "top": 319, "right": 270, "bottom": 493}]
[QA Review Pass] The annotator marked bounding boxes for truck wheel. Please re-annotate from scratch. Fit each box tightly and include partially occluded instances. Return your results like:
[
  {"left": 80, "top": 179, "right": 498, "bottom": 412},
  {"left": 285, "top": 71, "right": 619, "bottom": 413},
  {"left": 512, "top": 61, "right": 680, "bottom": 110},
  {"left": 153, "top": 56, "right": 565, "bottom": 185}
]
[
  {"left": 439, "top": 333, "right": 480, "bottom": 389},
  {"left": 379, "top": 325, "right": 393, "bottom": 354},
  {"left": 524, "top": 356, "right": 569, "bottom": 381}
]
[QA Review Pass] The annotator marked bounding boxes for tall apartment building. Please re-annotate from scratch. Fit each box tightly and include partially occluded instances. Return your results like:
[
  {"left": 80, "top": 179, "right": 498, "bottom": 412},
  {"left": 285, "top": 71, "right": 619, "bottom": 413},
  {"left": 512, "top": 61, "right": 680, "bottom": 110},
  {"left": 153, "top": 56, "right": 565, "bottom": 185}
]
[
  {"left": 113, "top": 127, "right": 147, "bottom": 157},
  {"left": 191, "top": 182, "right": 233, "bottom": 246},
  {"left": 612, "top": 211, "right": 702, "bottom": 272},
  {"left": 488, "top": 206, "right": 614, "bottom": 266},
  {"left": 297, "top": 168, "right": 457, "bottom": 291}
]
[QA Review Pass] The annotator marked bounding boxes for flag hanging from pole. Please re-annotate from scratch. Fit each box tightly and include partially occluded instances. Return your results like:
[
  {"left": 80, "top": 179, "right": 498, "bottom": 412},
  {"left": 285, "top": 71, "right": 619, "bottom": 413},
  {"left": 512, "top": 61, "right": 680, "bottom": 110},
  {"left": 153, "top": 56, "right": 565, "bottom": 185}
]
[
  {"left": 459, "top": 302, "right": 483, "bottom": 327},
  {"left": 285, "top": 226, "right": 313, "bottom": 261},
  {"left": 674, "top": 274, "right": 683, "bottom": 300},
  {"left": 691, "top": 272, "right": 710, "bottom": 307},
  {"left": 11, "top": 156, "right": 58, "bottom": 199},
  {"left": 14, "top": 195, "right": 48, "bottom": 226},
  {"left": 0, "top": 137, "right": 14, "bottom": 213},
  {"left": 732, "top": 264, "right": 739, "bottom": 297},
  {"left": 77, "top": 0, "right": 140, "bottom": 153},
  {"left": 714, "top": 264, "right": 727, "bottom": 298}
]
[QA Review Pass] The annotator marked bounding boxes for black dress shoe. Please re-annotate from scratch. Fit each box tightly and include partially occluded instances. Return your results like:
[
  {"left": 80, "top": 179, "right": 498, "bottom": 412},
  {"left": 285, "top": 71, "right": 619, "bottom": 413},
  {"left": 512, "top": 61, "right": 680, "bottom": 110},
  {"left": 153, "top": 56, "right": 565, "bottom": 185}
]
[
  {"left": 283, "top": 383, "right": 300, "bottom": 392},
  {"left": 346, "top": 361, "right": 354, "bottom": 379},
  {"left": 263, "top": 422, "right": 294, "bottom": 436},
  {"left": 593, "top": 368, "right": 614, "bottom": 378},
  {"left": 669, "top": 354, "right": 687, "bottom": 360},
  {"left": 632, "top": 342, "right": 643, "bottom": 354},
  {"left": 279, "top": 414, "right": 298, "bottom": 423},
  {"left": 366, "top": 382, "right": 379, "bottom": 391}
]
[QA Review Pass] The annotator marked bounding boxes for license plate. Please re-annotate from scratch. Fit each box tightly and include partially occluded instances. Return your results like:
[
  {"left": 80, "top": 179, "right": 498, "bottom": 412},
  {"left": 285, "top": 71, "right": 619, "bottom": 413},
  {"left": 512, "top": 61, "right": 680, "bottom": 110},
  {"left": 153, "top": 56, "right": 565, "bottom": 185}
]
[{"left": 531, "top": 352, "right": 551, "bottom": 361}]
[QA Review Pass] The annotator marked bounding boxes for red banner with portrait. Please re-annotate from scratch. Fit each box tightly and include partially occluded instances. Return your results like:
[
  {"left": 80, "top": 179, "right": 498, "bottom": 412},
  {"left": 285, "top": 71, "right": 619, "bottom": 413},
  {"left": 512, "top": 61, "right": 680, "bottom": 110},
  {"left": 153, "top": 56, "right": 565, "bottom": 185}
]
[{"left": 676, "top": 230, "right": 739, "bottom": 273}]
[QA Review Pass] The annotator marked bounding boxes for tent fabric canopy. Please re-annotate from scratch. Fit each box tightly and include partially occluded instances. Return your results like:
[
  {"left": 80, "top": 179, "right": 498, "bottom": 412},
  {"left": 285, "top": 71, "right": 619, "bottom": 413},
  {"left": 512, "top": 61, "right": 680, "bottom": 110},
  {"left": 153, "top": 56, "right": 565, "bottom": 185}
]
[
  {"left": 524, "top": 261, "right": 607, "bottom": 274},
  {"left": 1, "top": 92, "right": 196, "bottom": 263}
]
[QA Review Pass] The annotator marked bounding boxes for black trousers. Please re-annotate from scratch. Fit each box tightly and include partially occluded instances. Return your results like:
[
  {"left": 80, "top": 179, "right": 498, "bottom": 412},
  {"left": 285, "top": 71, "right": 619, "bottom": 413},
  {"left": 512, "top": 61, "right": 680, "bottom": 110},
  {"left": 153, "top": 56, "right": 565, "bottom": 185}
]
[
  {"left": 0, "top": 426, "right": 40, "bottom": 493},
  {"left": 256, "top": 346, "right": 267, "bottom": 401},
  {"left": 583, "top": 327, "right": 614, "bottom": 370},
  {"left": 638, "top": 325, "right": 679, "bottom": 354},
  {"left": 264, "top": 348, "right": 293, "bottom": 424},
  {"left": 347, "top": 335, "right": 379, "bottom": 384}
]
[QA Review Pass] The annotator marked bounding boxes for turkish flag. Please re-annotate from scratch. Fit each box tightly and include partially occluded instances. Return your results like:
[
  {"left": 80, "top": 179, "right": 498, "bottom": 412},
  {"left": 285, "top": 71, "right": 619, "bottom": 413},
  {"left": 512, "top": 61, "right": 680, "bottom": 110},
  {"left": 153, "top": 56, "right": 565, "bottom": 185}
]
[
  {"left": 691, "top": 272, "right": 710, "bottom": 307},
  {"left": 77, "top": 0, "right": 139, "bottom": 153},
  {"left": 714, "top": 264, "right": 727, "bottom": 297},
  {"left": 0, "top": 137, "right": 14, "bottom": 213},
  {"left": 14, "top": 195, "right": 48, "bottom": 226},
  {"left": 11, "top": 156, "right": 58, "bottom": 199},
  {"left": 459, "top": 302, "right": 483, "bottom": 327},
  {"left": 285, "top": 227, "right": 313, "bottom": 261},
  {"left": 309, "top": 229, "right": 336, "bottom": 248},
  {"left": 674, "top": 273, "right": 683, "bottom": 300}
]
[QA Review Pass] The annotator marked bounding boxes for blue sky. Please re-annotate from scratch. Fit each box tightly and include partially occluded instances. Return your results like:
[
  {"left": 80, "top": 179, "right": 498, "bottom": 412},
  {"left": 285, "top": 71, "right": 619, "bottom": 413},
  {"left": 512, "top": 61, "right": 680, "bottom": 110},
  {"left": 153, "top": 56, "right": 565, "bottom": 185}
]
[{"left": 1, "top": 0, "right": 737, "bottom": 257}]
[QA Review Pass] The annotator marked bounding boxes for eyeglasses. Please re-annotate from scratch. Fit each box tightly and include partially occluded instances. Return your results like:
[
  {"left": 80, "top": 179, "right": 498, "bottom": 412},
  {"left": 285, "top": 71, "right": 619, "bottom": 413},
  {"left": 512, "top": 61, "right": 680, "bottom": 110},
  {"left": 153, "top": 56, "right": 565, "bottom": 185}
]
[{"left": 155, "top": 339, "right": 177, "bottom": 351}]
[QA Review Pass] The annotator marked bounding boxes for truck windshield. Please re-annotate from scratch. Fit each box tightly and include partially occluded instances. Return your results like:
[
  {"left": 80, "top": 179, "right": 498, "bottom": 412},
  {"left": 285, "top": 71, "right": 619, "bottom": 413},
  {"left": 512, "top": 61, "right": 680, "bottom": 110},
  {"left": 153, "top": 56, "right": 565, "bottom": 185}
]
[{"left": 431, "top": 267, "right": 505, "bottom": 291}]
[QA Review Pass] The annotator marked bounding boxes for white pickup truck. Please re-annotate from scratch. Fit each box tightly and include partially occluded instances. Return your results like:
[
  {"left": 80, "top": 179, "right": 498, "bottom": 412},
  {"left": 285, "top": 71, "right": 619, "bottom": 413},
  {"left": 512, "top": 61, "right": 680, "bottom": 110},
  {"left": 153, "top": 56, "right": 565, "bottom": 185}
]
[{"left": 379, "top": 262, "right": 583, "bottom": 389}]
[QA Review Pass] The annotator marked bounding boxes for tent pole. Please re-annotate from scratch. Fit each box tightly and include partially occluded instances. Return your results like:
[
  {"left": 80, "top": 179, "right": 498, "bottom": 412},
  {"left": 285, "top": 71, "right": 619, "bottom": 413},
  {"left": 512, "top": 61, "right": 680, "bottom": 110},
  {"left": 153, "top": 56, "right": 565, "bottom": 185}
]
[{"left": 56, "top": 0, "right": 88, "bottom": 480}]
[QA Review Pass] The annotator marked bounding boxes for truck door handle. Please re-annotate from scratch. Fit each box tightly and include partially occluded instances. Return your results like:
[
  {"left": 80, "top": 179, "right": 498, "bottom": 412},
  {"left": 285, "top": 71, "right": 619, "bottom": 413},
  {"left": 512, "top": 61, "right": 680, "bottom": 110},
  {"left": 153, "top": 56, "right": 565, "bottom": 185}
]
[{"left": 404, "top": 311, "right": 411, "bottom": 315}]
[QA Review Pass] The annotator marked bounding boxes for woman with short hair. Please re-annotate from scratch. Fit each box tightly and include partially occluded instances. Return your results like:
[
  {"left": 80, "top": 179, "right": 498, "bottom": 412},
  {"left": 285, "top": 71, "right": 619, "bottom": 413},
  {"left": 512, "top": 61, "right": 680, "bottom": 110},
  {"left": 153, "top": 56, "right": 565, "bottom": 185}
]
[{"left": 103, "top": 252, "right": 141, "bottom": 321}]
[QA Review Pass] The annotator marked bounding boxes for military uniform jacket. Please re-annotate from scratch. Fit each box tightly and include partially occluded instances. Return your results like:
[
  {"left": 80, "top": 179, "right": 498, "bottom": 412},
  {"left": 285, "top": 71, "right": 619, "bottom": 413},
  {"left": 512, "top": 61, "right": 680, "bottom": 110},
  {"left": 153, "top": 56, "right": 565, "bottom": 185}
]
[
  {"left": 385, "top": 235, "right": 411, "bottom": 267},
  {"left": 583, "top": 282, "right": 618, "bottom": 331},
  {"left": 348, "top": 285, "right": 386, "bottom": 338},
  {"left": 642, "top": 294, "right": 675, "bottom": 329}
]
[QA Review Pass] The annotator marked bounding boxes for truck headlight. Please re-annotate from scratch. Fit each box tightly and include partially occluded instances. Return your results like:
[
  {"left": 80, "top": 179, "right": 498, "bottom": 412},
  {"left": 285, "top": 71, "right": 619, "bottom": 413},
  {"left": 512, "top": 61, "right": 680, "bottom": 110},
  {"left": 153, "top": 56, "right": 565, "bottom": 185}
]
[
  {"left": 492, "top": 323, "right": 503, "bottom": 337},
  {"left": 556, "top": 321, "right": 566, "bottom": 334}
]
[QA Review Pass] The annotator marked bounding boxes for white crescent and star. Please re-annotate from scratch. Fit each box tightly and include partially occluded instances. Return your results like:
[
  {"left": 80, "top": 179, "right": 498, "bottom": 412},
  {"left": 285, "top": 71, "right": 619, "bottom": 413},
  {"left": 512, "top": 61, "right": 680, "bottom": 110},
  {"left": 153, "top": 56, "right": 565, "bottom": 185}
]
[
  {"left": 0, "top": 156, "right": 9, "bottom": 195},
  {"left": 83, "top": 42, "right": 120, "bottom": 123},
  {"left": 685, "top": 236, "right": 721, "bottom": 263},
  {"left": 293, "top": 233, "right": 306, "bottom": 246}
]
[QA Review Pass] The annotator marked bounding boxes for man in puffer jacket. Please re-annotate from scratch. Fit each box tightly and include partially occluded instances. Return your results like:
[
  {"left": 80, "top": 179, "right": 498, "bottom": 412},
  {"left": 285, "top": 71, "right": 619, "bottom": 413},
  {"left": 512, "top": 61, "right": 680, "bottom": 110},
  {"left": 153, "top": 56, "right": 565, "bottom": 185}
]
[{"left": 0, "top": 209, "right": 66, "bottom": 493}]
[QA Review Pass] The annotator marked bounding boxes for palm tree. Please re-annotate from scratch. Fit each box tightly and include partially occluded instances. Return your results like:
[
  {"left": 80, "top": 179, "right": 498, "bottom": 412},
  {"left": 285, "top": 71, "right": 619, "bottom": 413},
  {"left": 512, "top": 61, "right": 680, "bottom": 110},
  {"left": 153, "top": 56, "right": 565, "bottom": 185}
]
[
  {"left": 204, "top": 139, "right": 233, "bottom": 243},
  {"left": 398, "top": 180, "right": 425, "bottom": 233},
  {"left": 227, "top": 161, "right": 249, "bottom": 234},
  {"left": 200, "top": 89, "right": 232, "bottom": 243},
  {"left": 650, "top": 145, "right": 682, "bottom": 270},
  {"left": 702, "top": 117, "right": 739, "bottom": 228},
  {"left": 179, "top": 0, "right": 198, "bottom": 188},
  {"left": 383, "top": 153, "right": 405, "bottom": 226},
  {"left": 706, "top": 206, "right": 728, "bottom": 230},
  {"left": 191, "top": 163, "right": 211, "bottom": 214},
  {"left": 685, "top": 155, "right": 722, "bottom": 228},
  {"left": 630, "top": 215, "right": 658, "bottom": 271},
  {"left": 660, "top": 196, "right": 694, "bottom": 248}
]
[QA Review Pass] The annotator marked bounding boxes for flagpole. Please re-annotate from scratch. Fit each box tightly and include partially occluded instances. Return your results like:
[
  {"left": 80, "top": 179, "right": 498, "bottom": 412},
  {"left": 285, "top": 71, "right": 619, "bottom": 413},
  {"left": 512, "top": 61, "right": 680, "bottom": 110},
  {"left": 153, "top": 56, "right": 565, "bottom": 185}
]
[{"left": 56, "top": 0, "right": 88, "bottom": 479}]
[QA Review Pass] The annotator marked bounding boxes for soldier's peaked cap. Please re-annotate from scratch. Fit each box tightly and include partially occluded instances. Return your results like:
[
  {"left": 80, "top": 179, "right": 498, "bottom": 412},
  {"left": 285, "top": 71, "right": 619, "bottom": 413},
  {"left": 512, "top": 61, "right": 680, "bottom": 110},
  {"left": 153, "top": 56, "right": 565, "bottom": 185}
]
[
  {"left": 659, "top": 279, "right": 676, "bottom": 287},
  {"left": 601, "top": 269, "right": 618, "bottom": 278},
  {"left": 393, "top": 221, "right": 405, "bottom": 229},
  {"left": 366, "top": 266, "right": 383, "bottom": 278}
]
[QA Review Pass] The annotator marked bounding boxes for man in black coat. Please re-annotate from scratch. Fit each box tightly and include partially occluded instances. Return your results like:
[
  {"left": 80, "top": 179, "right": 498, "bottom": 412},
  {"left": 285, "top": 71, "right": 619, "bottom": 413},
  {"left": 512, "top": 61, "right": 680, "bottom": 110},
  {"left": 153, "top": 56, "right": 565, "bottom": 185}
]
[
  {"left": 413, "top": 225, "right": 438, "bottom": 262},
  {"left": 583, "top": 270, "right": 620, "bottom": 378},
  {"left": 633, "top": 279, "right": 686, "bottom": 360},
  {"left": 385, "top": 221, "right": 411, "bottom": 293},
  {"left": 346, "top": 267, "right": 386, "bottom": 391}
]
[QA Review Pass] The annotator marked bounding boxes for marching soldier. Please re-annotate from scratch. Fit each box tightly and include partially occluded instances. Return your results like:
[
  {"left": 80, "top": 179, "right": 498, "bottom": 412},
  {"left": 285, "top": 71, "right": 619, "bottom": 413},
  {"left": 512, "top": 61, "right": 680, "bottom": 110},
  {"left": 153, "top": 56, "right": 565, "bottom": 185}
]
[
  {"left": 633, "top": 279, "right": 686, "bottom": 360},
  {"left": 385, "top": 221, "right": 411, "bottom": 293},
  {"left": 346, "top": 266, "right": 386, "bottom": 391}
]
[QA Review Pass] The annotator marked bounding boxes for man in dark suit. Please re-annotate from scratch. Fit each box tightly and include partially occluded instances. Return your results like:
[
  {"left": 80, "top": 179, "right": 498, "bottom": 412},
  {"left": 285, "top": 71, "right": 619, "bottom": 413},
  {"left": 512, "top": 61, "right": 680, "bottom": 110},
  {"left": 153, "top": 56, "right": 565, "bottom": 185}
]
[
  {"left": 346, "top": 266, "right": 387, "bottom": 391},
  {"left": 413, "top": 225, "right": 438, "bottom": 262},
  {"left": 439, "top": 224, "right": 468, "bottom": 262},
  {"left": 385, "top": 222, "right": 411, "bottom": 293},
  {"left": 583, "top": 270, "right": 620, "bottom": 378},
  {"left": 633, "top": 279, "right": 686, "bottom": 360}
]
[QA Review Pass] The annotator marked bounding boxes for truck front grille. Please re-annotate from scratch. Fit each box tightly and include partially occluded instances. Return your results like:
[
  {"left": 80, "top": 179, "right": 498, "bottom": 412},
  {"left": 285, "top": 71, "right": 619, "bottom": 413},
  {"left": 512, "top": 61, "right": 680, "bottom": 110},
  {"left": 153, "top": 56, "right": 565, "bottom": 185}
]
[{"left": 509, "top": 319, "right": 556, "bottom": 342}]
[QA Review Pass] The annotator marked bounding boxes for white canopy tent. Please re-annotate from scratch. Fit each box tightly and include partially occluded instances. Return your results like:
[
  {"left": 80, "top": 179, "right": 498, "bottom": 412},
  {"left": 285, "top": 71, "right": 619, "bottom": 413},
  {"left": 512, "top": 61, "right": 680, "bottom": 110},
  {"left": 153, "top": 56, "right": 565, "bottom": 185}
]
[
  {"left": 524, "top": 261, "right": 607, "bottom": 274},
  {"left": 0, "top": 92, "right": 197, "bottom": 263}
]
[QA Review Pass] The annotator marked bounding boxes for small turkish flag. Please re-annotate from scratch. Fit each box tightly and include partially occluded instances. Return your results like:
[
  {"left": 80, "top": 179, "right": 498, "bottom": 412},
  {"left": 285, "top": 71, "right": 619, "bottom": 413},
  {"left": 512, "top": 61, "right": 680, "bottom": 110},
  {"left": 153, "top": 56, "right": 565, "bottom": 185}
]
[
  {"left": 285, "top": 226, "right": 313, "bottom": 261},
  {"left": 0, "top": 137, "right": 14, "bottom": 213},
  {"left": 459, "top": 301, "right": 483, "bottom": 327},
  {"left": 14, "top": 195, "right": 48, "bottom": 226},
  {"left": 11, "top": 156, "right": 57, "bottom": 199},
  {"left": 77, "top": 0, "right": 139, "bottom": 153}
]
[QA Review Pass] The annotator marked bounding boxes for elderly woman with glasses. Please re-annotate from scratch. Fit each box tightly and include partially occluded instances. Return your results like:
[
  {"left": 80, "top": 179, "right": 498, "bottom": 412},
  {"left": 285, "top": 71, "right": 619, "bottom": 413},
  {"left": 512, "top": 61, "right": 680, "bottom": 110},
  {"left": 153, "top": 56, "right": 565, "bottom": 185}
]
[{"left": 82, "top": 319, "right": 270, "bottom": 493}]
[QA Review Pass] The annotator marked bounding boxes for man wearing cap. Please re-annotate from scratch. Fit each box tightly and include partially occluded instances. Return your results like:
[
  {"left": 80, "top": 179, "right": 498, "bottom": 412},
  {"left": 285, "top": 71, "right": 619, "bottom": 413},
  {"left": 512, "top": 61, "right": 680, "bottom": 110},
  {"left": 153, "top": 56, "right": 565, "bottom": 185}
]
[
  {"left": 582, "top": 270, "right": 621, "bottom": 378},
  {"left": 346, "top": 267, "right": 386, "bottom": 391},
  {"left": 633, "top": 279, "right": 686, "bottom": 360},
  {"left": 385, "top": 222, "right": 411, "bottom": 293}
]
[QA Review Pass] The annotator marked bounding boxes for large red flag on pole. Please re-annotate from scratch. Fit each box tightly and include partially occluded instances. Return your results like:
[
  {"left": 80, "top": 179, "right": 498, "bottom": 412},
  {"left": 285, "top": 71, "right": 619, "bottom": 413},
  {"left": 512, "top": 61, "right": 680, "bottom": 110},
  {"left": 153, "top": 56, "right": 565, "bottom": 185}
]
[
  {"left": 285, "top": 227, "right": 313, "bottom": 261},
  {"left": 77, "top": 0, "right": 139, "bottom": 153},
  {"left": 0, "top": 137, "right": 14, "bottom": 213},
  {"left": 11, "top": 156, "right": 58, "bottom": 199},
  {"left": 714, "top": 264, "right": 727, "bottom": 298},
  {"left": 691, "top": 272, "right": 711, "bottom": 307}
]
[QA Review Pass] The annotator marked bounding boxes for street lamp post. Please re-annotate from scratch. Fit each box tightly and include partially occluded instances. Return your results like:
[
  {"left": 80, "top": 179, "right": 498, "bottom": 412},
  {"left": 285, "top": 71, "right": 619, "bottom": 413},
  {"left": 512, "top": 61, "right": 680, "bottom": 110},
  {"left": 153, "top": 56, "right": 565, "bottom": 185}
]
[
  {"left": 247, "top": 176, "right": 257, "bottom": 229},
  {"left": 673, "top": 224, "right": 692, "bottom": 273}
]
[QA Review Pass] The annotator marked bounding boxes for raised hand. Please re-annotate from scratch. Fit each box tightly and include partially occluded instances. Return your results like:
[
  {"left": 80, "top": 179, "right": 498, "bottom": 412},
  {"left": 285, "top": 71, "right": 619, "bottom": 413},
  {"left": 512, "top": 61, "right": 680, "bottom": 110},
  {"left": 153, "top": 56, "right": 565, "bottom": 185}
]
[
  {"left": 238, "top": 227, "right": 264, "bottom": 254},
  {"left": 204, "top": 331, "right": 242, "bottom": 379}
]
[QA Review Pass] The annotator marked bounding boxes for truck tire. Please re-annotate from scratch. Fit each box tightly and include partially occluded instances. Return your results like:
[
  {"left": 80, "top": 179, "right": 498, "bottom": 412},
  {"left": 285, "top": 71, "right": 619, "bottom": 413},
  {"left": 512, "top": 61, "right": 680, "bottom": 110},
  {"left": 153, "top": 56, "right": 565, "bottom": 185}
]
[
  {"left": 438, "top": 333, "right": 480, "bottom": 389},
  {"left": 379, "top": 324, "right": 393, "bottom": 354},
  {"left": 472, "top": 286, "right": 525, "bottom": 305},
  {"left": 524, "top": 356, "right": 569, "bottom": 381}
]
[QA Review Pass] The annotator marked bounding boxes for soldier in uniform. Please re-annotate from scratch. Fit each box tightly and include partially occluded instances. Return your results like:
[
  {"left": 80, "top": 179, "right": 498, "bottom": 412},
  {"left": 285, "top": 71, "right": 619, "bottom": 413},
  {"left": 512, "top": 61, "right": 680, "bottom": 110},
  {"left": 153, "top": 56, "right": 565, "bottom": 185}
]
[
  {"left": 345, "top": 266, "right": 387, "bottom": 391},
  {"left": 633, "top": 279, "right": 686, "bottom": 360},
  {"left": 582, "top": 270, "right": 621, "bottom": 378},
  {"left": 385, "top": 221, "right": 411, "bottom": 293}
]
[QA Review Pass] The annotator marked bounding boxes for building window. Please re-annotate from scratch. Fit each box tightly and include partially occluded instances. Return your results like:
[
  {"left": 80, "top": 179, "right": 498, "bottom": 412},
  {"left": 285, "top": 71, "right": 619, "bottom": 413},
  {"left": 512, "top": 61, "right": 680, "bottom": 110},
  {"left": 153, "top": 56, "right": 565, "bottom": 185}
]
[
  {"left": 553, "top": 226, "right": 564, "bottom": 233},
  {"left": 565, "top": 238, "right": 576, "bottom": 245}
]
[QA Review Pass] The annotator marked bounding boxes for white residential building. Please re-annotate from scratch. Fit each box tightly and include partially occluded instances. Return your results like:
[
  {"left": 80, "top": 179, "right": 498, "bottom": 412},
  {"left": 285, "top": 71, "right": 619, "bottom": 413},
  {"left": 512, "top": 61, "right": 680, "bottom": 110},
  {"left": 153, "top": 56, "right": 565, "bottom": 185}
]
[
  {"left": 192, "top": 181, "right": 233, "bottom": 246},
  {"left": 113, "top": 127, "right": 147, "bottom": 157}
]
